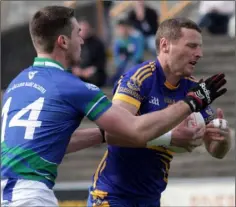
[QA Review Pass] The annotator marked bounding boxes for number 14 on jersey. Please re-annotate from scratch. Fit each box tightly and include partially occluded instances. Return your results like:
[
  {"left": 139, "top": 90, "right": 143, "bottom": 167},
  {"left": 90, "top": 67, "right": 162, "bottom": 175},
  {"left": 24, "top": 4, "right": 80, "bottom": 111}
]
[{"left": 1, "top": 97, "right": 44, "bottom": 142}]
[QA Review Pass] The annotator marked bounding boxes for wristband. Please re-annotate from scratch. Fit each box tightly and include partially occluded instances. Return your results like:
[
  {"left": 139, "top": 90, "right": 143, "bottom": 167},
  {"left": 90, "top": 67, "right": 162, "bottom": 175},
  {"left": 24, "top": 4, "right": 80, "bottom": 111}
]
[
  {"left": 184, "top": 96, "right": 198, "bottom": 112},
  {"left": 147, "top": 131, "right": 172, "bottom": 147},
  {"left": 99, "top": 128, "right": 106, "bottom": 143}
]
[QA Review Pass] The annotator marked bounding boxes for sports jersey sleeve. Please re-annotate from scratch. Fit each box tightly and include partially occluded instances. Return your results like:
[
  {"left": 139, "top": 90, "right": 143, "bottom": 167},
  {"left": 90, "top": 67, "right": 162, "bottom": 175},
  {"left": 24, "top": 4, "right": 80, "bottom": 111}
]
[
  {"left": 113, "top": 61, "right": 155, "bottom": 109},
  {"left": 58, "top": 75, "right": 112, "bottom": 121},
  {"left": 79, "top": 82, "right": 112, "bottom": 121}
]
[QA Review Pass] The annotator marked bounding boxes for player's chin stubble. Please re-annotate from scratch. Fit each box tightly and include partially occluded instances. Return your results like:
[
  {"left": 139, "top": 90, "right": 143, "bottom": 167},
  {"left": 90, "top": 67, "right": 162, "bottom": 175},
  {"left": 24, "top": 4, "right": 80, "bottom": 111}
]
[{"left": 66, "top": 52, "right": 81, "bottom": 68}]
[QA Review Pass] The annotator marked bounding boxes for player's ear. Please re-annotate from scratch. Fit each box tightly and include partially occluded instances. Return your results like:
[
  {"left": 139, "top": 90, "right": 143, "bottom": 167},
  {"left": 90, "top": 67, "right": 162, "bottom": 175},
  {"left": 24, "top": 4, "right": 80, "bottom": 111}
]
[
  {"left": 57, "top": 35, "right": 69, "bottom": 50},
  {"left": 159, "top": 38, "right": 169, "bottom": 53}
]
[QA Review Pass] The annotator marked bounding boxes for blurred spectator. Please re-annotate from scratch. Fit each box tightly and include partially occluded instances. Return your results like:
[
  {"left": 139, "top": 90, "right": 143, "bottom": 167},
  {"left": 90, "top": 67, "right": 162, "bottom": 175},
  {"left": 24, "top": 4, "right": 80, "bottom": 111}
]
[
  {"left": 72, "top": 19, "right": 107, "bottom": 87},
  {"left": 198, "top": 1, "right": 235, "bottom": 35},
  {"left": 228, "top": 14, "right": 235, "bottom": 38},
  {"left": 110, "top": 19, "right": 145, "bottom": 85},
  {"left": 127, "top": 0, "right": 159, "bottom": 55}
]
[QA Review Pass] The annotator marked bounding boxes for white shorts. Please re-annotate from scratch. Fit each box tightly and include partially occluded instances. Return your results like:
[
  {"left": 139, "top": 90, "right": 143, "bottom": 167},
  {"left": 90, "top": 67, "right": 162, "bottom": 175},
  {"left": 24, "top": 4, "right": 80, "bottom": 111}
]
[{"left": 1, "top": 179, "right": 59, "bottom": 207}]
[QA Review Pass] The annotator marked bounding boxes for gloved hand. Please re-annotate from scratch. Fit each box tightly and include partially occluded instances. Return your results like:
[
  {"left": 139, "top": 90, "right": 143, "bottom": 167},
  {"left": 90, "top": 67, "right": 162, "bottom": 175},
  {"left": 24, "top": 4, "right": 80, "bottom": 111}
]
[{"left": 184, "top": 73, "right": 227, "bottom": 112}]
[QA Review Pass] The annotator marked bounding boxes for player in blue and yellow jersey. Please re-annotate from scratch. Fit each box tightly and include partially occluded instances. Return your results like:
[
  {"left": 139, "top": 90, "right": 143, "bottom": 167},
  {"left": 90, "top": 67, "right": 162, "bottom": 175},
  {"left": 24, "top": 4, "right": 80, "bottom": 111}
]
[
  {"left": 87, "top": 18, "right": 231, "bottom": 207},
  {"left": 1, "top": 6, "right": 227, "bottom": 207}
]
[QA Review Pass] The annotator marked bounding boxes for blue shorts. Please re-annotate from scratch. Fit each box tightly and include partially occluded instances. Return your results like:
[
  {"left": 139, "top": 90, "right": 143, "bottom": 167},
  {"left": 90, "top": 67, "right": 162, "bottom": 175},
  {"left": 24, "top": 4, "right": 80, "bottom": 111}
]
[{"left": 87, "top": 191, "right": 160, "bottom": 207}]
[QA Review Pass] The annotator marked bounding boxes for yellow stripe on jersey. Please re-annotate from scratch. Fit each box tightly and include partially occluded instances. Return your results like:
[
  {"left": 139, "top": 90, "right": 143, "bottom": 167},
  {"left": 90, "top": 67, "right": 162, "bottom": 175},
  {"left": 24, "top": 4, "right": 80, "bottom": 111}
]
[
  {"left": 130, "top": 61, "right": 156, "bottom": 86},
  {"left": 160, "top": 159, "right": 170, "bottom": 183},
  {"left": 113, "top": 81, "right": 141, "bottom": 109},
  {"left": 91, "top": 189, "right": 108, "bottom": 199},
  {"left": 147, "top": 146, "right": 174, "bottom": 159},
  {"left": 135, "top": 66, "right": 152, "bottom": 80},
  {"left": 147, "top": 146, "right": 174, "bottom": 155},
  {"left": 160, "top": 153, "right": 172, "bottom": 162},
  {"left": 93, "top": 150, "right": 108, "bottom": 188},
  {"left": 91, "top": 190, "right": 110, "bottom": 206},
  {"left": 100, "top": 160, "right": 106, "bottom": 174},
  {"left": 164, "top": 80, "right": 179, "bottom": 90},
  {"left": 131, "top": 64, "right": 152, "bottom": 80},
  {"left": 113, "top": 94, "right": 141, "bottom": 109},
  {"left": 139, "top": 73, "right": 153, "bottom": 85}
]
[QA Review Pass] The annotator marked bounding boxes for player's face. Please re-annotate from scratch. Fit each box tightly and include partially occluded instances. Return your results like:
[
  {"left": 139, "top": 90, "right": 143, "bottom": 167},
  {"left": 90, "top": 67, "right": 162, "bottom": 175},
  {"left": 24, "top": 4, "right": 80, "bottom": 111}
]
[
  {"left": 168, "top": 28, "right": 203, "bottom": 77},
  {"left": 67, "top": 17, "right": 84, "bottom": 67}
]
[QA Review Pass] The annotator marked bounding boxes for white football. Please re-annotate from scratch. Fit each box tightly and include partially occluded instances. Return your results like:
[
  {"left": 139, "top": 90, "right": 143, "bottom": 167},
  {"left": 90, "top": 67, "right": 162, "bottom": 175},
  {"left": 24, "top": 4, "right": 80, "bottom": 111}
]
[{"left": 168, "top": 112, "right": 205, "bottom": 153}]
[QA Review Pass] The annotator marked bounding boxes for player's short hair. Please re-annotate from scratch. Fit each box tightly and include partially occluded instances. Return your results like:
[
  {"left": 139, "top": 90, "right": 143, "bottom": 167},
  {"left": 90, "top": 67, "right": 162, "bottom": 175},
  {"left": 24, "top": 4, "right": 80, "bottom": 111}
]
[
  {"left": 155, "top": 18, "right": 202, "bottom": 53},
  {"left": 29, "top": 6, "right": 75, "bottom": 53}
]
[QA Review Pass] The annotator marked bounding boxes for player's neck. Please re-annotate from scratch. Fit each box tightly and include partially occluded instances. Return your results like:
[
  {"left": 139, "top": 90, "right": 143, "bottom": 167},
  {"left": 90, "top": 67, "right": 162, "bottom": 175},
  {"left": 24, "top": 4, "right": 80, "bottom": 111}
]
[
  {"left": 37, "top": 53, "right": 68, "bottom": 69},
  {"left": 157, "top": 56, "right": 180, "bottom": 87},
  {"left": 164, "top": 72, "right": 180, "bottom": 87}
]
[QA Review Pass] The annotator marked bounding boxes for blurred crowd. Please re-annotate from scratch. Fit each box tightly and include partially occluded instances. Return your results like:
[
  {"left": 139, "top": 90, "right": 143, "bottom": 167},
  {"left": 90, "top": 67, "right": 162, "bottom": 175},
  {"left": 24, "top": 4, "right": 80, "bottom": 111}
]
[
  {"left": 71, "top": 0, "right": 159, "bottom": 87},
  {"left": 198, "top": 1, "right": 235, "bottom": 35},
  {"left": 70, "top": 1, "right": 235, "bottom": 88}
]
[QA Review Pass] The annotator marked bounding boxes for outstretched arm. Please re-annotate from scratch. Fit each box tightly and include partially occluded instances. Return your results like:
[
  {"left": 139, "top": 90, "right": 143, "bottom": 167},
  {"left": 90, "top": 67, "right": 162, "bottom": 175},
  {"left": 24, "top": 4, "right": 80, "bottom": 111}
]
[
  {"left": 96, "top": 73, "right": 227, "bottom": 147},
  {"left": 100, "top": 100, "right": 191, "bottom": 147},
  {"left": 66, "top": 128, "right": 103, "bottom": 154},
  {"left": 66, "top": 73, "right": 227, "bottom": 151},
  {"left": 66, "top": 100, "right": 192, "bottom": 152}
]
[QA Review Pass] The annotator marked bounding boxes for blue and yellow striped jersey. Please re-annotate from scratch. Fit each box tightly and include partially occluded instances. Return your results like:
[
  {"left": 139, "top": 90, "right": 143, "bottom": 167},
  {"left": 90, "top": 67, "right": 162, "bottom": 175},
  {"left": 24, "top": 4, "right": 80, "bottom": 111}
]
[{"left": 90, "top": 59, "right": 215, "bottom": 201}]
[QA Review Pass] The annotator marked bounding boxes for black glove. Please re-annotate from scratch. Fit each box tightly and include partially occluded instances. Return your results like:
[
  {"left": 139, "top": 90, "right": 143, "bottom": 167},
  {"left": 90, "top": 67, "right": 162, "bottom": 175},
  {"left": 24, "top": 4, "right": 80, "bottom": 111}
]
[{"left": 184, "top": 73, "right": 227, "bottom": 112}]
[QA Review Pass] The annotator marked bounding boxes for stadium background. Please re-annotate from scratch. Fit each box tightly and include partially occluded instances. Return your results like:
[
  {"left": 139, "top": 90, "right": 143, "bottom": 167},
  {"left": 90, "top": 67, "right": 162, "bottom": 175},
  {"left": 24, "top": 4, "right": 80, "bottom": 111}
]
[{"left": 1, "top": 1, "right": 235, "bottom": 206}]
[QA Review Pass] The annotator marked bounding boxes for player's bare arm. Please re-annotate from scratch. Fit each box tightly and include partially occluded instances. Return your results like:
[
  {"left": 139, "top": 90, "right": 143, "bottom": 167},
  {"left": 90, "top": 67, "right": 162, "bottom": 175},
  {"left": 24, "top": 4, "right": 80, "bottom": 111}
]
[
  {"left": 95, "top": 73, "right": 226, "bottom": 147},
  {"left": 95, "top": 100, "right": 191, "bottom": 146},
  {"left": 65, "top": 73, "right": 226, "bottom": 149},
  {"left": 204, "top": 108, "right": 231, "bottom": 159},
  {"left": 65, "top": 100, "right": 201, "bottom": 151},
  {"left": 66, "top": 100, "right": 193, "bottom": 150},
  {"left": 66, "top": 128, "right": 103, "bottom": 153},
  {"left": 105, "top": 99, "right": 205, "bottom": 150}
]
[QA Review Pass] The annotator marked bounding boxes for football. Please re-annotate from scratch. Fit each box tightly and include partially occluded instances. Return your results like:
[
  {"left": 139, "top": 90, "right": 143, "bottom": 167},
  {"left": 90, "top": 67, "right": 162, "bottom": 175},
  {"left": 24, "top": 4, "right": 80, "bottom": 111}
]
[{"left": 168, "top": 112, "right": 205, "bottom": 153}]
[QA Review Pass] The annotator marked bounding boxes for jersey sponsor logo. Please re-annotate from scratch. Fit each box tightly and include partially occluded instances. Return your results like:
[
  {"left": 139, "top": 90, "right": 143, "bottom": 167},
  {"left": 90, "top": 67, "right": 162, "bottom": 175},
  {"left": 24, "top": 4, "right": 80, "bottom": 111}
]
[
  {"left": 149, "top": 96, "right": 160, "bottom": 106},
  {"left": 127, "top": 78, "right": 140, "bottom": 91},
  {"left": 118, "top": 86, "right": 142, "bottom": 101},
  {"left": 164, "top": 97, "right": 175, "bottom": 105},
  {"left": 6, "top": 82, "right": 46, "bottom": 94},
  {"left": 28, "top": 71, "right": 38, "bottom": 80},
  {"left": 85, "top": 83, "right": 99, "bottom": 91}
]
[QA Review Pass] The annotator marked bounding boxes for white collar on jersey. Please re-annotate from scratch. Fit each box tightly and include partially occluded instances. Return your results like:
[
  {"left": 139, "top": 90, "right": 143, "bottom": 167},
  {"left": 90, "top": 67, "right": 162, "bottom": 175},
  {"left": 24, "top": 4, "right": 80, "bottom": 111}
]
[{"left": 33, "top": 57, "right": 65, "bottom": 71}]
